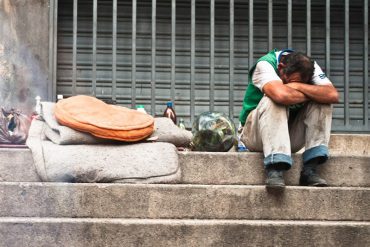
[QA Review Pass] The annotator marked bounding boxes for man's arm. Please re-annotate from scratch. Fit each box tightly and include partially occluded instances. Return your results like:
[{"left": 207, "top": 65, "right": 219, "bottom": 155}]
[
  {"left": 263, "top": 81, "right": 310, "bottom": 105},
  {"left": 285, "top": 82, "right": 339, "bottom": 104}
]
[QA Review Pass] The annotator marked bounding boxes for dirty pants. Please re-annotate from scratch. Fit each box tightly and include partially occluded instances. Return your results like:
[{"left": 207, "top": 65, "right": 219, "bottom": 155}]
[{"left": 241, "top": 96, "right": 332, "bottom": 169}]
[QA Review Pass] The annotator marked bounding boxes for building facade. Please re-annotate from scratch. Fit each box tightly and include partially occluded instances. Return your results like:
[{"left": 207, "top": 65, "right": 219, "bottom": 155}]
[{"left": 1, "top": 0, "right": 369, "bottom": 132}]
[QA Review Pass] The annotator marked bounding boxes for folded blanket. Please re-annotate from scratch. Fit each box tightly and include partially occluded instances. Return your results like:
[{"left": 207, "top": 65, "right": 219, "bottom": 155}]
[
  {"left": 26, "top": 119, "right": 180, "bottom": 183},
  {"left": 149, "top": 117, "right": 192, "bottom": 147},
  {"left": 41, "top": 102, "right": 192, "bottom": 147},
  {"left": 41, "top": 102, "right": 107, "bottom": 145}
]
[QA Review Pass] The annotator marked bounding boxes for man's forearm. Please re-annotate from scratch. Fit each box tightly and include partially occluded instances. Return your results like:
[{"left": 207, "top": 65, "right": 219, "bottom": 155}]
[
  {"left": 286, "top": 83, "right": 339, "bottom": 104},
  {"left": 278, "top": 86, "right": 309, "bottom": 105},
  {"left": 263, "top": 81, "right": 309, "bottom": 105}
]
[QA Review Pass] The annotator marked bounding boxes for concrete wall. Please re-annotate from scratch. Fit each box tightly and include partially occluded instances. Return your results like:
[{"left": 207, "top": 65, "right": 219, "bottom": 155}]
[{"left": 0, "top": 0, "right": 49, "bottom": 115}]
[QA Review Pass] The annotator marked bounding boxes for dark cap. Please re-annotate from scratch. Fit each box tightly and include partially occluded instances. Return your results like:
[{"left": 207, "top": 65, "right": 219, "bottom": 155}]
[{"left": 278, "top": 48, "right": 295, "bottom": 63}]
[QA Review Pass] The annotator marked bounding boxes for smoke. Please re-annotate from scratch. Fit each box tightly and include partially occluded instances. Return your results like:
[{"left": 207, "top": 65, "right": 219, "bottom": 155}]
[{"left": 0, "top": 0, "right": 48, "bottom": 115}]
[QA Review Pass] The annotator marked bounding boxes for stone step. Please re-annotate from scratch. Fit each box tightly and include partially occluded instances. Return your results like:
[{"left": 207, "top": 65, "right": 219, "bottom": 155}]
[
  {"left": 0, "top": 182, "right": 369, "bottom": 221},
  {"left": 180, "top": 152, "right": 370, "bottom": 186},
  {"left": 1, "top": 148, "right": 369, "bottom": 186},
  {"left": 0, "top": 218, "right": 369, "bottom": 247},
  {"left": 0, "top": 148, "right": 39, "bottom": 182},
  {"left": 329, "top": 133, "right": 370, "bottom": 156}
]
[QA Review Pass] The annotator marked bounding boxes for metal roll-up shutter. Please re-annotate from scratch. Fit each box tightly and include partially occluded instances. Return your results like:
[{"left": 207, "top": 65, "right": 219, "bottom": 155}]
[{"left": 54, "top": 0, "right": 369, "bottom": 132}]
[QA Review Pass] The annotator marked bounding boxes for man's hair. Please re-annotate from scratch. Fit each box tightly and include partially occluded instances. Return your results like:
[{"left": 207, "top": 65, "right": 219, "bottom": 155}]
[{"left": 280, "top": 52, "right": 315, "bottom": 83}]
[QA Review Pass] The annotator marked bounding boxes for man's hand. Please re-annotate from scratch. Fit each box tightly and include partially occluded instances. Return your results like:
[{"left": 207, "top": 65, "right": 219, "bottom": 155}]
[{"left": 285, "top": 82, "right": 339, "bottom": 104}]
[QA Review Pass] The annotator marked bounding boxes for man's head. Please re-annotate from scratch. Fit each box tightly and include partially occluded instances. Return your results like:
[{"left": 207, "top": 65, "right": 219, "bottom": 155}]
[{"left": 277, "top": 52, "right": 315, "bottom": 84}]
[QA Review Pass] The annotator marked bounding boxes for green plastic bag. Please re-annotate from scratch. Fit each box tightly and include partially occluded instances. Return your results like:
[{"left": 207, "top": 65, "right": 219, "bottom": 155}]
[{"left": 191, "top": 111, "right": 236, "bottom": 152}]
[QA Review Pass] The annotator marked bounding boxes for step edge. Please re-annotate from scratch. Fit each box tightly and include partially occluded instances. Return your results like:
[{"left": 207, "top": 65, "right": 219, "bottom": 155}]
[
  {"left": 0, "top": 217, "right": 369, "bottom": 226},
  {"left": 0, "top": 181, "right": 369, "bottom": 190}
]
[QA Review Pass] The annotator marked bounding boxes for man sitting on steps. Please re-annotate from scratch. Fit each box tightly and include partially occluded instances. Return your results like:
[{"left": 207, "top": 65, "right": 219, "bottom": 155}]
[{"left": 239, "top": 49, "right": 339, "bottom": 188}]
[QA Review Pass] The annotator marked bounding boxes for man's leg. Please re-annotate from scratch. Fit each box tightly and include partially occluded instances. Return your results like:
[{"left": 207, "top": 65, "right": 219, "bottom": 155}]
[
  {"left": 241, "top": 96, "right": 292, "bottom": 188},
  {"left": 289, "top": 102, "right": 332, "bottom": 186}
]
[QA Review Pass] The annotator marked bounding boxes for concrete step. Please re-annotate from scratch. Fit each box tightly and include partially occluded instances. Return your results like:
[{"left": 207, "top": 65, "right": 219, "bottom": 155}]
[
  {"left": 1, "top": 148, "right": 369, "bottom": 186},
  {"left": 0, "top": 182, "right": 369, "bottom": 221},
  {"left": 0, "top": 148, "right": 39, "bottom": 182},
  {"left": 1, "top": 134, "right": 368, "bottom": 246},
  {"left": 329, "top": 133, "right": 370, "bottom": 156},
  {"left": 181, "top": 152, "right": 370, "bottom": 186},
  {"left": 0, "top": 218, "right": 369, "bottom": 247}
]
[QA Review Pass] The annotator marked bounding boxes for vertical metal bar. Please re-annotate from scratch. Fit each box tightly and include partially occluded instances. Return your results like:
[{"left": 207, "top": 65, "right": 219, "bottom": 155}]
[
  {"left": 306, "top": 0, "right": 311, "bottom": 56},
  {"left": 151, "top": 0, "right": 156, "bottom": 115},
  {"left": 171, "top": 0, "right": 176, "bottom": 103},
  {"left": 364, "top": 0, "right": 368, "bottom": 127},
  {"left": 344, "top": 0, "right": 349, "bottom": 126},
  {"left": 191, "top": 0, "right": 195, "bottom": 123},
  {"left": 112, "top": 0, "right": 117, "bottom": 101},
  {"left": 92, "top": 0, "right": 97, "bottom": 96},
  {"left": 268, "top": 0, "right": 273, "bottom": 50},
  {"left": 287, "top": 0, "right": 292, "bottom": 48},
  {"left": 249, "top": 0, "right": 254, "bottom": 68},
  {"left": 210, "top": 0, "right": 215, "bottom": 111},
  {"left": 72, "top": 0, "right": 78, "bottom": 96},
  {"left": 325, "top": 0, "right": 330, "bottom": 77},
  {"left": 53, "top": 1, "right": 58, "bottom": 100},
  {"left": 132, "top": 0, "right": 137, "bottom": 108},
  {"left": 49, "top": 0, "right": 58, "bottom": 101},
  {"left": 229, "top": 0, "right": 234, "bottom": 119},
  {"left": 48, "top": 0, "right": 54, "bottom": 101}
]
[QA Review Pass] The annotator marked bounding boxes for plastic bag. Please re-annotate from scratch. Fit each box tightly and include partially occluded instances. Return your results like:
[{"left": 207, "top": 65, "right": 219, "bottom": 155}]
[
  {"left": 191, "top": 111, "right": 237, "bottom": 152},
  {"left": 0, "top": 108, "right": 31, "bottom": 144}
]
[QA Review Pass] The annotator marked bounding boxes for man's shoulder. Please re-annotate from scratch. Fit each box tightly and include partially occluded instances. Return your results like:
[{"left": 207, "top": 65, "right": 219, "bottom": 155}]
[
  {"left": 255, "top": 61, "right": 276, "bottom": 72},
  {"left": 257, "top": 51, "right": 278, "bottom": 63},
  {"left": 312, "top": 61, "right": 331, "bottom": 85}
]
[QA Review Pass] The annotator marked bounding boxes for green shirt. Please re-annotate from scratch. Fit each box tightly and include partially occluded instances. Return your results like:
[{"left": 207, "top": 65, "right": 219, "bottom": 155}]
[
  {"left": 239, "top": 49, "right": 278, "bottom": 125},
  {"left": 239, "top": 49, "right": 303, "bottom": 125}
]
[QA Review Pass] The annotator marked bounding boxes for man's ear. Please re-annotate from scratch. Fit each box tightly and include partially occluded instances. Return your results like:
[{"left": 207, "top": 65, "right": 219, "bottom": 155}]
[
  {"left": 277, "top": 62, "right": 286, "bottom": 71},
  {"left": 277, "top": 62, "right": 286, "bottom": 75}
]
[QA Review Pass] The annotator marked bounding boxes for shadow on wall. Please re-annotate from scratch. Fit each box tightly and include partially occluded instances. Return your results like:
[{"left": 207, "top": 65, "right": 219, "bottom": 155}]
[{"left": 0, "top": 0, "right": 47, "bottom": 115}]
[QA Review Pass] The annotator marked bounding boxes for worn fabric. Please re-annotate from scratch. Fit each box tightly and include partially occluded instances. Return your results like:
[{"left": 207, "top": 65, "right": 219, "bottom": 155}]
[
  {"left": 41, "top": 102, "right": 108, "bottom": 145},
  {"left": 241, "top": 96, "right": 332, "bottom": 169},
  {"left": 148, "top": 117, "right": 192, "bottom": 147},
  {"left": 41, "top": 102, "right": 192, "bottom": 147},
  {"left": 26, "top": 119, "right": 180, "bottom": 183}
]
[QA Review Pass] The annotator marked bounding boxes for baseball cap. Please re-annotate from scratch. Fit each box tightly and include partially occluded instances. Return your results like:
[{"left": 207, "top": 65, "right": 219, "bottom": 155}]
[{"left": 278, "top": 48, "right": 295, "bottom": 63}]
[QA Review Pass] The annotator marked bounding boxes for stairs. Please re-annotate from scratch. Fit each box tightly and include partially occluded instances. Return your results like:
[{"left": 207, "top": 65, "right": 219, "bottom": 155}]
[{"left": 0, "top": 134, "right": 369, "bottom": 246}]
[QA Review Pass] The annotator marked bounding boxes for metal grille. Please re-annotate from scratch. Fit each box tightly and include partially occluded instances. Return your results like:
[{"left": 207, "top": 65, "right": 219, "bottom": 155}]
[{"left": 49, "top": 0, "right": 370, "bottom": 132}]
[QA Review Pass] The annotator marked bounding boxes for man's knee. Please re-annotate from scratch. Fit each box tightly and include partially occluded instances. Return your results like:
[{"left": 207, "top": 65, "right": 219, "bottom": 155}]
[
  {"left": 258, "top": 96, "right": 288, "bottom": 120},
  {"left": 305, "top": 101, "right": 333, "bottom": 117},
  {"left": 259, "top": 96, "right": 287, "bottom": 113}
]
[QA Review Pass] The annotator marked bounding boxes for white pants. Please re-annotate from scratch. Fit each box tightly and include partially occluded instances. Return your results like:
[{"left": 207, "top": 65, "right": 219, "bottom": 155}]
[{"left": 241, "top": 96, "right": 332, "bottom": 169}]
